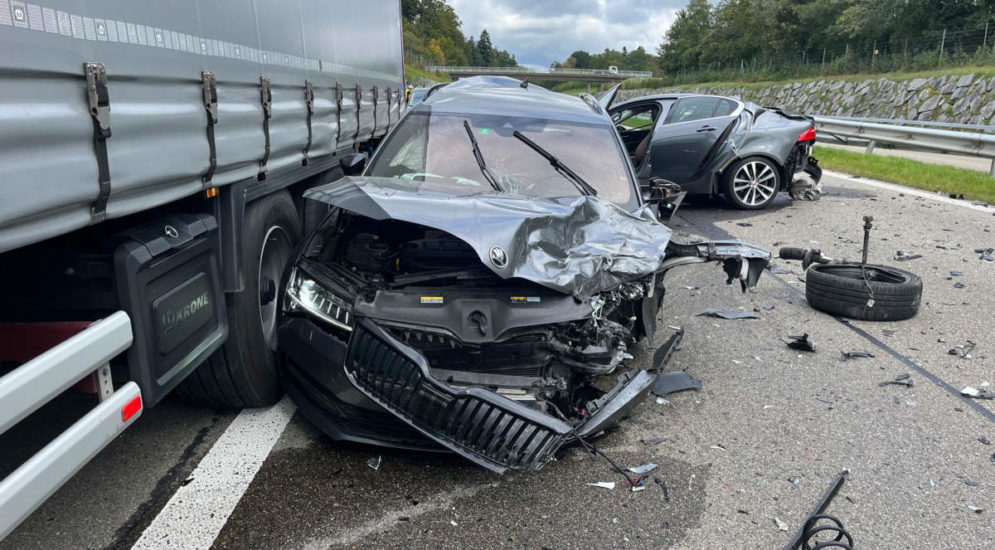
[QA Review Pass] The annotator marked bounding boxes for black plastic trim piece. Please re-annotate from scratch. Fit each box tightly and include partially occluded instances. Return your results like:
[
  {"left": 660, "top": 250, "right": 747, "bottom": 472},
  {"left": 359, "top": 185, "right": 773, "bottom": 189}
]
[
  {"left": 303, "top": 80, "right": 314, "bottom": 166},
  {"left": 259, "top": 76, "right": 272, "bottom": 179},
  {"left": 201, "top": 71, "right": 219, "bottom": 186},
  {"left": 84, "top": 62, "right": 112, "bottom": 223}
]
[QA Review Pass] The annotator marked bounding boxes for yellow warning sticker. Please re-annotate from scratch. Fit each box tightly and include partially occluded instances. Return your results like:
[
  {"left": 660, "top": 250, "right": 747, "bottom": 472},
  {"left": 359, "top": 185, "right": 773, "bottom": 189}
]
[
  {"left": 420, "top": 296, "right": 444, "bottom": 304},
  {"left": 510, "top": 296, "right": 541, "bottom": 304}
]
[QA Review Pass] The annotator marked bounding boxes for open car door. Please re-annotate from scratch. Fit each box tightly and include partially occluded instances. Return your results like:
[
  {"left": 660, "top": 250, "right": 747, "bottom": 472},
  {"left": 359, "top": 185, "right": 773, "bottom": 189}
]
[
  {"left": 598, "top": 83, "right": 622, "bottom": 110},
  {"left": 648, "top": 96, "right": 741, "bottom": 190}
]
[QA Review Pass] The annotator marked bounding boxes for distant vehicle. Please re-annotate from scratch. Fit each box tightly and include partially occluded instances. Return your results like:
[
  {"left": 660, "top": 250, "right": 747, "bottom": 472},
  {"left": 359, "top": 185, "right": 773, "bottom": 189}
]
[
  {"left": 409, "top": 87, "right": 430, "bottom": 106},
  {"left": 602, "top": 88, "right": 823, "bottom": 209},
  {"left": 608, "top": 65, "right": 619, "bottom": 74}
]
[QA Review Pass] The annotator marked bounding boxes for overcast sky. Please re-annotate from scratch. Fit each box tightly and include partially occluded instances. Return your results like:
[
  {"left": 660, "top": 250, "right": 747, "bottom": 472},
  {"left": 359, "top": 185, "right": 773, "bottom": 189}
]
[{"left": 449, "top": 0, "right": 688, "bottom": 67}]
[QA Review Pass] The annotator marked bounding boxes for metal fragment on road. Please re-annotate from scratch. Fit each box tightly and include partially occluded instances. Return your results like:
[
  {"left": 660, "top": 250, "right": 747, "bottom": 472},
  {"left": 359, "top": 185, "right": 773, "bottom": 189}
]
[
  {"left": 627, "top": 463, "right": 658, "bottom": 475},
  {"left": 367, "top": 456, "right": 382, "bottom": 471},
  {"left": 774, "top": 517, "right": 789, "bottom": 531},
  {"left": 696, "top": 308, "right": 759, "bottom": 320}
]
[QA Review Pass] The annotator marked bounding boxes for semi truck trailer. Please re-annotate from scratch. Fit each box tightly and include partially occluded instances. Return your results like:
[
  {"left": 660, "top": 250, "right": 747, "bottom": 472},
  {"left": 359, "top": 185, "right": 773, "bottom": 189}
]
[{"left": 0, "top": 0, "right": 405, "bottom": 538}]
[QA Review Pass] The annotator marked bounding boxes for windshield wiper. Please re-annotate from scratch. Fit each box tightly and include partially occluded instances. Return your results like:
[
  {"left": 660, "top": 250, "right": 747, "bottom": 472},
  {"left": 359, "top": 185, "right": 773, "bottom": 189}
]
[
  {"left": 512, "top": 131, "right": 598, "bottom": 197},
  {"left": 463, "top": 120, "right": 502, "bottom": 192}
]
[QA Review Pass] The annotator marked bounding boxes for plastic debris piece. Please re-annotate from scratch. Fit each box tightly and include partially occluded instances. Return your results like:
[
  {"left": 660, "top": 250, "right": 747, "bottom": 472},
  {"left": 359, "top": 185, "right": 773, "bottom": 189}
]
[
  {"left": 763, "top": 304, "right": 776, "bottom": 310},
  {"left": 367, "top": 456, "right": 382, "bottom": 470},
  {"left": 879, "top": 374, "right": 913, "bottom": 388},
  {"left": 587, "top": 482, "right": 616, "bottom": 490},
  {"left": 949, "top": 341, "right": 977, "bottom": 359},
  {"left": 628, "top": 463, "right": 659, "bottom": 475},
  {"left": 841, "top": 350, "right": 875, "bottom": 361},
  {"left": 450, "top": 520, "right": 458, "bottom": 526},
  {"left": 893, "top": 251, "right": 922, "bottom": 261},
  {"left": 965, "top": 480, "right": 980, "bottom": 487},
  {"left": 962, "top": 386, "right": 995, "bottom": 399},
  {"left": 711, "top": 444, "right": 727, "bottom": 451},
  {"left": 980, "top": 436, "right": 991, "bottom": 446},
  {"left": 786, "top": 333, "right": 817, "bottom": 352},
  {"left": 737, "top": 222, "right": 753, "bottom": 227},
  {"left": 951, "top": 271, "right": 963, "bottom": 276},
  {"left": 696, "top": 308, "right": 759, "bottom": 320},
  {"left": 954, "top": 282, "right": 966, "bottom": 289},
  {"left": 652, "top": 371, "right": 702, "bottom": 398},
  {"left": 788, "top": 476, "right": 801, "bottom": 485},
  {"left": 975, "top": 248, "right": 994, "bottom": 262},
  {"left": 643, "top": 437, "right": 670, "bottom": 446},
  {"left": 774, "top": 517, "right": 789, "bottom": 531},
  {"left": 967, "top": 505, "right": 983, "bottom": 513}
]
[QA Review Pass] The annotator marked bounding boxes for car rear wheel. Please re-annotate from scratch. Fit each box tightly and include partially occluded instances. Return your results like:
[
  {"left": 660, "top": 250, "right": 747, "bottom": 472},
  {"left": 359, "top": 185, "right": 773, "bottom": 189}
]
[
  {"left": 724, "top": 157, "right": 780, "bottom": 210},
  {"left": 178, "top": 191, "right": 301, "bottom": 408}
]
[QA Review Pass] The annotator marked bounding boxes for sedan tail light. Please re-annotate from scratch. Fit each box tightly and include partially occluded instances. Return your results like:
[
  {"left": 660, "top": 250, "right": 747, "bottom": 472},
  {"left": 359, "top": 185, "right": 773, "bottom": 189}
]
[{"left": 797, "top": 127, "right": 816, "bottom": 142}]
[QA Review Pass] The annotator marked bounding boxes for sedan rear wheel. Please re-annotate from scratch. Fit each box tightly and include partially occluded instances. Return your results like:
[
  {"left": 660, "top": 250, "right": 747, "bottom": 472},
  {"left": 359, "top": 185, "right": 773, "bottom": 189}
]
[{"left": 724, "top": 157, "right": 780, "bottom": 210}]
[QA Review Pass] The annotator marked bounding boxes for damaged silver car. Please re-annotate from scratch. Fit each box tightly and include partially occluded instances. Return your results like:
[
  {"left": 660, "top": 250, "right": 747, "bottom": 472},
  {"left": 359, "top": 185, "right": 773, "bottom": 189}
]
[{"left": 278, "top": 77, "right": 770, "bottom": 473}]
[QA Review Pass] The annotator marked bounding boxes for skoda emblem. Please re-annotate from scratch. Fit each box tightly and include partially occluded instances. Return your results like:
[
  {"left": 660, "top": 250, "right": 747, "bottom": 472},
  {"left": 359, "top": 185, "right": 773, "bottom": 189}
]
[
  {"left": 489, "top": 246, "right": 508, "bottom": 268},
  {"left": 163, "top": 225, "right": 179, "bottom": 239}
]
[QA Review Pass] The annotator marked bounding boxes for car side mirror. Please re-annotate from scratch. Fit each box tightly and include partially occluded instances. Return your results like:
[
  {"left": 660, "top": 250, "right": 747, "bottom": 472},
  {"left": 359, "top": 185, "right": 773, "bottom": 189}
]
[
  {"left": 340, "top": 153, "right": 366, "bottom": 176},
  {"left": 645, "top": 178, "right": 685, "bottom": 222}
]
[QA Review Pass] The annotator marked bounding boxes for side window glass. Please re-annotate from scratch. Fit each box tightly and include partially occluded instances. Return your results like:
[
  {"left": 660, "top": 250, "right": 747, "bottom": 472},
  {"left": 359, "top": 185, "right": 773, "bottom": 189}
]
[
  {"left": 667, "top": 97, "right": 721, "bottom": 124},
  {"left": 715, "top": 98, "right": 738, "bottom": 117},
  {"left": 614, "top": 105, "right": 659, "bottom": 130}
]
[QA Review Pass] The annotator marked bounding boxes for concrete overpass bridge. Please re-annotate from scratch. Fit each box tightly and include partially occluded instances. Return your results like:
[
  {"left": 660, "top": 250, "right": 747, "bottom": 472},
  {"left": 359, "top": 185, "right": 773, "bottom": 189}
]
[{"left": 424, "top": 65, "right": 652, "bottom": 84}]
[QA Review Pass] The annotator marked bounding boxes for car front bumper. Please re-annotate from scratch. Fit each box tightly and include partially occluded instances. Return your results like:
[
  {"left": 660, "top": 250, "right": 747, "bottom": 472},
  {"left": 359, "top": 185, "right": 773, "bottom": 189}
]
[{"left": 279, "top": 315, "right": 682, "bottom": 473}]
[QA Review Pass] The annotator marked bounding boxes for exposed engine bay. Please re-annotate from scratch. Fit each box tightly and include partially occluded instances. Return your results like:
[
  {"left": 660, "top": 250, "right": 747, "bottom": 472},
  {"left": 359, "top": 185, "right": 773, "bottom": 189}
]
[{"left": 279, "top": 177, "right": 771, "bottom": 473}]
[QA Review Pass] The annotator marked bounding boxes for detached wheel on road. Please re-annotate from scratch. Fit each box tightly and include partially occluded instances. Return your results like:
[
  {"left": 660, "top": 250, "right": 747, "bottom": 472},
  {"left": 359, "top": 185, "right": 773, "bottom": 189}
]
[
  {"left": 805, "top": 263, "right": 922, "bottom": 321},
  {"left": 723, "top": 157, "right": 780, "bottom": 210},
  {"left": 179, "top": 191, "right": 301, "bottom": 407}
]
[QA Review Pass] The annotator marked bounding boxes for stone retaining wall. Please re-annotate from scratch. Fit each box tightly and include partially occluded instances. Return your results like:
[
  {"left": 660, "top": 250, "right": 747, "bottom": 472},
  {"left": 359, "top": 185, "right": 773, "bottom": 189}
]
[{"left": 617, "top": 74, "right": 995, "bottom": 125}]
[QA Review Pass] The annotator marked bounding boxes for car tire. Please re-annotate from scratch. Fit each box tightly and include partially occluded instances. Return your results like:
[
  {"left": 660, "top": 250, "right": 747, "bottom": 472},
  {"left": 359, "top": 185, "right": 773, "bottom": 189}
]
[
  {"left": 178, "top": 191, "right": 301, "bottom": 407},
  {"left": 805, "top": 263, "right": 922, "bottom": 321},
  {"left": 723, "top": 157, "right": 781, "bottom": 210}
]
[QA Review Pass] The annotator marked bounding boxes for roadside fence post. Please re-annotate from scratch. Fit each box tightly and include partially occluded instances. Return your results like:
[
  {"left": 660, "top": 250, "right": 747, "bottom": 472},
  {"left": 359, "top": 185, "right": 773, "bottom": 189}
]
[
  {"left": 821, "top": 48, "right": 826, "bottom": 73},
  {"left": 939, "top": 29, "right": 946, "bottom": 63},
  {"left": 864, "top": 140, "right": 877, "bottom": 154}
]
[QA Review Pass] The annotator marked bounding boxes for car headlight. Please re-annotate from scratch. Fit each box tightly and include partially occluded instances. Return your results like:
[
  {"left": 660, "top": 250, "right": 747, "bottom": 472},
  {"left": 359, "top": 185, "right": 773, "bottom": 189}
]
[{"left": 285, "top": 268, "right": 354, "bottom": 332}]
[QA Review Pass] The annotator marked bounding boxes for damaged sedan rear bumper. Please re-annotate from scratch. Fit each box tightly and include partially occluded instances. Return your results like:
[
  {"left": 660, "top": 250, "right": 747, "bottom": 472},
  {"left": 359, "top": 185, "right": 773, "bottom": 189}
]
[{"left": 280, "top": 315, "right": 683, "bottom": 473}]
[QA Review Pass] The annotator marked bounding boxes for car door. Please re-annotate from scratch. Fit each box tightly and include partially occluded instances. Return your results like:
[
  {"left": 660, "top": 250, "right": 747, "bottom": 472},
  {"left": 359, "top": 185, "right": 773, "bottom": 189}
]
[{"left": 649, "top": 96, "right": 741, "bottom": 190}]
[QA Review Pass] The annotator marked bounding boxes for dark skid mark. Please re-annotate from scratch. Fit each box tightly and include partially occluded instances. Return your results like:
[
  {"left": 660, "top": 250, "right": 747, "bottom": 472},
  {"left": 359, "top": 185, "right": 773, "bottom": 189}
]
[{"left": 672, "top": 210, "right": 995, "bottom": 424}]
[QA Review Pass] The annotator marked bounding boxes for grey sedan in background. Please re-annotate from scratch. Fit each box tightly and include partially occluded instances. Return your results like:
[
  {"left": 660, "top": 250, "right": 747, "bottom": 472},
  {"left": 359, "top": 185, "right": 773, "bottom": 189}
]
[{"left": 604, "top": 90, "right": 822, "bottom": 209}]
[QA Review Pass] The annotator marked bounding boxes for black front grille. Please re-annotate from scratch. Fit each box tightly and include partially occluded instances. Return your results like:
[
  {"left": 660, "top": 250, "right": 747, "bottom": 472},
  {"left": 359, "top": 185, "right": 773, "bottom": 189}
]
[{"left": 344, "top": 321, "right": 571, "bottom": 473}]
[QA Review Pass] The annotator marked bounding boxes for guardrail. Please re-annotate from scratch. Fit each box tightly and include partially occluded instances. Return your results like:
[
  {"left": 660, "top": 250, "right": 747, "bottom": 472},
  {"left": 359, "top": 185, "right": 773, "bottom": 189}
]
[
  {"left": 425, "top": 65, "right": 654, "bottom": 79},
  {"left": 0, "top": 312, "right": 140, "bottom": 540},
  {"left": 813, "top": 115, "right": 995, "bottom": 135},
  {"left": 813, "top": 116, "right": 995, "bottom": 177}
]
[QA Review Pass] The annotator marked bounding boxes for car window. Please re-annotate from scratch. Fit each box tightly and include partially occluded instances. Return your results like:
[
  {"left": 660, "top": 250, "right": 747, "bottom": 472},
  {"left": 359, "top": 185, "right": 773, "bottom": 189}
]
[
  {"left": 613, "top": 104, "right": 660, "bottom": 130},
  {"left": 666, "top": 97, "right": 738, "bottom": 124},
  {"left": 366, "top": 111, "right": 635, "bottom": 206}
]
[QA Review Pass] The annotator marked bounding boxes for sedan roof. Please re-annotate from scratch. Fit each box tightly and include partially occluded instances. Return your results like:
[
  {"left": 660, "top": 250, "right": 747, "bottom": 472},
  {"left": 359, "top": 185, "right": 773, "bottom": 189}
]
[
  {"left": 611, "top": 93, "right": 741, "bottom": 109},
  {"left": 416, "top": 76, "right": 610, "bottom": 125}
]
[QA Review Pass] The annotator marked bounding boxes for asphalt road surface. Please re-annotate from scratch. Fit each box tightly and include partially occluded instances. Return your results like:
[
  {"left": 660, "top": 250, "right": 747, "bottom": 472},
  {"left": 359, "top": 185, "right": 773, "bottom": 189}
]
[{"left": 3, "top": 170, "right": 994, "bottom": 549}]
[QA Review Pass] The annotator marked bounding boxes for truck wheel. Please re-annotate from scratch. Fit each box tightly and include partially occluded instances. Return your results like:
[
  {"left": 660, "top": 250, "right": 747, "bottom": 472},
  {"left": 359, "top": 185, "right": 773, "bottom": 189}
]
[
  {"left": 805, "top": 263, "right": 922, "bottom": 321},
  {"left": 179, "top": 191, "right": 301, "bottom": 407},
  {"left": 723, "top": 157, "right": 780, "bottom": 210}
]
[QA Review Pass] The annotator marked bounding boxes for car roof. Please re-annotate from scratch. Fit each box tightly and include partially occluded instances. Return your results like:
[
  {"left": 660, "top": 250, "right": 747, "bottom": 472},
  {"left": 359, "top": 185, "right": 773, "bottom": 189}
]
[
  {"left": 611, "top": 93, "right": 740, "bottom": 109},
  {"left": 415, "top": 76, "right": 609, "bottom": 125}
]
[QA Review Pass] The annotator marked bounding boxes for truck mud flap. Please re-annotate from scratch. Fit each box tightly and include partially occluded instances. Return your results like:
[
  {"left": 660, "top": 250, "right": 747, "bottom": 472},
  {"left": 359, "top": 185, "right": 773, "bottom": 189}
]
[{"left": 343, "top": 319, "right": 573, "bottom": 473}]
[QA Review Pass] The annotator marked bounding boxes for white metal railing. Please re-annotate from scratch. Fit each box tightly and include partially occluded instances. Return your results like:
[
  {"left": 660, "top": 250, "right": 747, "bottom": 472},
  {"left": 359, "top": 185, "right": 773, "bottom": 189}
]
[
  {"left": 425, "top": 65, "right": 653, "bottom": 79},
  {"left": 814, "top": 116, "right": 995, "bottom": 177}
]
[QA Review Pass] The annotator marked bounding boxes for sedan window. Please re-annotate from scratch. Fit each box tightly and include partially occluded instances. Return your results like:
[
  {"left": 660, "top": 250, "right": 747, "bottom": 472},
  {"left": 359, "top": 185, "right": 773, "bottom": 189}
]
[{"left": 666, "top": 97, "right": 738, "bottom": 124}]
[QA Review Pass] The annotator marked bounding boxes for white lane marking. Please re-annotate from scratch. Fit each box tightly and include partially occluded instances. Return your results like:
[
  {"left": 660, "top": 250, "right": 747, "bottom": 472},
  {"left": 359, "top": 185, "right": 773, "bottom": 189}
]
[
  {"left": 823, "top": 169, "right": 993, "bottom": 213},
  {"left": 305, "top": 482, "right": 498, "bottom": 549},
  {"left": 132, "top": 397, "right": 296, "bottom": 550}
]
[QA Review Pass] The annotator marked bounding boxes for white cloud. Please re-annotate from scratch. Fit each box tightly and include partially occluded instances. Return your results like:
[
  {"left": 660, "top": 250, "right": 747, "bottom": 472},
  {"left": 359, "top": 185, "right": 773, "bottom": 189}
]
[{"left": 449, "top": 0, "right": 683, "bottom": 66}]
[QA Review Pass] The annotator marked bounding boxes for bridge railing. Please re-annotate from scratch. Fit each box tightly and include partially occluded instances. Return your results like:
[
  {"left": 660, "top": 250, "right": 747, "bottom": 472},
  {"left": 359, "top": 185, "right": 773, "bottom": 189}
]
[{"left": 425, "top": 66, "right": 653, "bottom": 79}]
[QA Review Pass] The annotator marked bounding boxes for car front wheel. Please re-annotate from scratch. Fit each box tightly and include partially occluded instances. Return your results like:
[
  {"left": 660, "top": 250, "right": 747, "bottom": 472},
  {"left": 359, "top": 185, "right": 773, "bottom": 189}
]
[{"left": 723, "top": 157, "right": 780, "bottom": 210}]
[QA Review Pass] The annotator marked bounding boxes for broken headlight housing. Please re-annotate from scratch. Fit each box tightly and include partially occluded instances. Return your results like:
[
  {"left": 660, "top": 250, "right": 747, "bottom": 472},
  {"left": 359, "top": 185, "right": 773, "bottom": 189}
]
[{"left": 285, "top": 268, "right": 354, "bottom": 332}]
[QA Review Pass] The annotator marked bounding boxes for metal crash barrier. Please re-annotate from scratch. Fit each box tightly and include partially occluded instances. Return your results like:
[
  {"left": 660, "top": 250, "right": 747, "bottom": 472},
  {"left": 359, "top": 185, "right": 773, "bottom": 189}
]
[{"left": 0, "top": 311, "right": 139, "bottom": 540}]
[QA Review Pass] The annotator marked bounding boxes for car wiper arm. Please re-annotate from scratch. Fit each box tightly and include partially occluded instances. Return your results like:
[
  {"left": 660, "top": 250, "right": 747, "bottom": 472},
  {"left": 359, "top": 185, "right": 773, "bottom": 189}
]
[
  {"left": 463, "top": 120, "right": 502, "bottom": 192},
  {"left": 512, "top": 130, "right": 598, "bottom": 196}
]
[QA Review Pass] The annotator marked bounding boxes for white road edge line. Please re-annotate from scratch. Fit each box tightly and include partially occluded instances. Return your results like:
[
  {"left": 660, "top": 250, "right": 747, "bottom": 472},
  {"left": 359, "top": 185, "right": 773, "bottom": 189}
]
[
  {"left": 823, "top": 169, "right": 994, "bottom": 213},
  {"left": 132, "top": 396, "right": 296, "bottom": 550}
]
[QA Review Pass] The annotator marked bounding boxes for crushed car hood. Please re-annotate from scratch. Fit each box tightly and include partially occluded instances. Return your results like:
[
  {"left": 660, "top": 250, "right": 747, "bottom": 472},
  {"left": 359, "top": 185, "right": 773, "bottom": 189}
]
[{"left": 304, "top": 176, "right": 674, "bottom": 299}]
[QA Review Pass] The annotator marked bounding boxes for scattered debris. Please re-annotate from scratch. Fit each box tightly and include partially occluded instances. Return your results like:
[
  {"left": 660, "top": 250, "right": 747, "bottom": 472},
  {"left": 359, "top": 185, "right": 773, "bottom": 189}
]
[
  {"left": 954, "top": 282, "right": 966, "bottom": 289},
  {"left": 763, "top": 304, "right": 776, "bottom": 311},
  {"left": 653, "top": 477, "right": 670, "bottom": 502},
  {"left": 774, "top": 517, "right": 790, "bottom": 531},
  {"left": 965, "top": 480, "right": 980, "bottom": 487},
  {"left": 367, "top": 456, "right": 382, "bottom": 470},
  {"left": 882, "top": 329, "right": 896, "bottom": 337},
  {"left": 450, "top": 520, "right": 458, "bottom": 526},
  {"left": 980, "top": 436, "right": 991, "bottom": 446},
  {"left": 841, "top": 350, "right": 875, "bottom": 361},
  {"left": 628, "top": 463, "right": 659, "bottom": 475},
  {"left": 786, "top": 333, "right": 817, "bottom": 352},
  {"left": 893, "top": 250, "right": 922, "bottom": 262},
  {"left": 737, "top": 509, "right": 749, "bottom": 515},
  {"left": 696, "top": 308, "right": 759, "bottom": 320},
  {"left": 879, "top": 374, "right": 913, "bottom": 388},
  {"left": 975, "top": 248, "right": 994, "bottom": 262},
  {"left": 950, "top": 193, "right": 965, "bottom": 200},
  {"left": 736, "top": 222, "right": 753, "bottom": 227},
  {"left": 711, "top": 444, "right": 727, "bottom": 451},
  {"left": 950, "top": 270, "right": 963, "bottom": 276},
  {"left": 788, "top": 476, "right": 801, "bottom": 485},
  {"left": 961, "top": 386, "right": 995, "bottom": 399},
  {"left": 642, "top": 437, "right": 670, "bottom": 446},
  {"left": 967, "top": 505, "right": 983, "bottom": 514},
  {"left": 948, "top": 341, "right": 976, "bottom": 359},
  {"left": 651, "top": 371, "right": 702, "bottom": 398},
  {"left": 587, "top": 482, "right": 616, "bottom": 490}
]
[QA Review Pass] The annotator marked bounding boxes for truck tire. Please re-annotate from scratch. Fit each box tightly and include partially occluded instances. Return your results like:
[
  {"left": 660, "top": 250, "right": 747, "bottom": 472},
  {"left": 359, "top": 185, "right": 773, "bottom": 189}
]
[
  {"left": 179, "top": 191, "right": 301, "bottom": 407},
  {"left": 805, "top": 263, "right": 922, "bottom": 321},
  {"left": 723, "top": 157, "right": 780, "bottom": 210}
]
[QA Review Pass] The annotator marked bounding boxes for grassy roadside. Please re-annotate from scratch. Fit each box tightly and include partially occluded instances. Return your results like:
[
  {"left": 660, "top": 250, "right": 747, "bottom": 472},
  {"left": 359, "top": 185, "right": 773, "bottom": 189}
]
[
  {"left": 813, "top": 145, "right": 995, "bottom": 204},
  {"left": 404, "top": 64, "right": 451, "bottom": 84}
]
